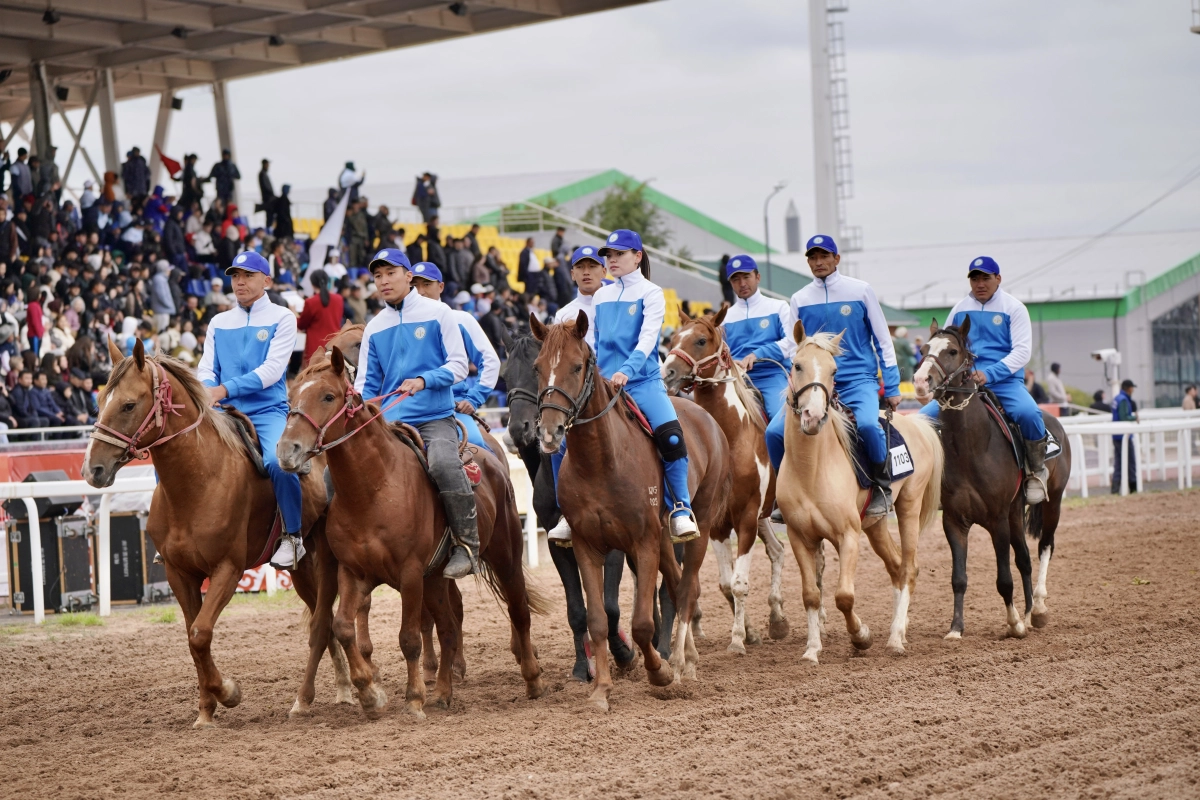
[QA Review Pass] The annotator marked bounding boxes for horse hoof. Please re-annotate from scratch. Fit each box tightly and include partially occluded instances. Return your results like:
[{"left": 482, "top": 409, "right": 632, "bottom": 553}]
[
  {"left": 851, "top": 626, "right": 872, "bottom": 651},
  {"left": 428, "top": 696, "right": 450, "bottom": 711},
  {"left": 335, "top": 687, "right": 356, "bottom": 705},
  {"left": 1007, "top": 622, "right": 1027, "bottom": 640},
  {"left": 360, "top": 685, "right": 388, "bottom": 719},
  {"left": 745, "top": 627, "right": 763, "bottom": 646},
  {"left": 452, "top": 663, "right": 467, "bottom": 681},
  {"left": 192, "top": 716, "right": 217, "bottom": 730},
  {"left": 769, "top": 617, "right": 790, "bottom": 640},
  {"left": 403, "top": 702, "right": 426, "bottom": 720},
  {"left": 218, "top": 679, "right": 242, "bottom": 708},
  {"left": 288, "top": 698, "right": 311, "bottom": 717},
  {"left": 526, "top": 677, "right": 547, "bottom": 699},
  {"left": 1031, "top": 610, "right": 1050, "bottom": 628},
  {"left": 682, "top": 664, "right": 697, "bottom": 681},
  {"left": 570, "top": 660, "right": 592, "bottom": 683},
  {"left": 885, "top": 641, "right": 906, "bottom": 656},
  {"left": 801, "top": 649, "right": 820, "bottom": 664},
  {"left": 647, "top": 663, "right": 674, "bottom": 687},
  {"left": 944, "top": 630, "right": 962, "bottom": 641},
  {"left": 587, "top": 695, "right": 610, "bottom": 713},
  {"left": 727, "top": 640, "right": 747, "bottom": 656}
]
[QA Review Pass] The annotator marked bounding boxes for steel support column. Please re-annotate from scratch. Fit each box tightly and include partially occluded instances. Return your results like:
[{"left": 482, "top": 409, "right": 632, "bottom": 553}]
[
  {"left": 808, "top": 0, "right": 837, "bottom": 237},
  {"left": 148, "top": 91, "right": 175, "bottom": 188},
  {"left": 96, "top": 68, "right": 123, "bottom": 199},
  {"left": 212, "top": 80, "right": 240, "bottom": 209},
  {"left": 28, "top": 62, "right": 53, "bottom": 159}
]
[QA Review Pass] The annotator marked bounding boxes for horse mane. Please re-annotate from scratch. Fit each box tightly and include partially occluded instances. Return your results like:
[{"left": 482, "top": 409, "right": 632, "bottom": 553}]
[{"left": 104, "top": 354, "right": 243, "bottom": 453}]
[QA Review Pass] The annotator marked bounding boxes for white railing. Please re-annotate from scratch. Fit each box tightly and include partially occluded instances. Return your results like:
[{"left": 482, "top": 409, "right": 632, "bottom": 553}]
[
  {"left": 1062, "top": 417, "right": 1200, "bottom": 497},
  {"left": 0, "top": 476, "right": 155, "bottom": 624},
  {"left": 1059, "top": 408, "right": 1200, "bottom": 425}
]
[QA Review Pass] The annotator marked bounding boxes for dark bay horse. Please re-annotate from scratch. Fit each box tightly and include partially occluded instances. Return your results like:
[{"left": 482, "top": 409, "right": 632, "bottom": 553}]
[
  {"left": 83, "top": 340, "right": 348, "bottom": 728},
  {"left": 913, "top": 318, "right": 1071, "bottom": 639},
  {"left": 531, "top": 312, "right": 731, "bottom": 710},
  {"left": 504, "top": 335, "right": 636, "bottom": 681},
  {"left": 662, "top": 306, "right": 790, "bottom": 653},
  {"left": 277, "top": 348, "right": 546, "bottom": 718}
]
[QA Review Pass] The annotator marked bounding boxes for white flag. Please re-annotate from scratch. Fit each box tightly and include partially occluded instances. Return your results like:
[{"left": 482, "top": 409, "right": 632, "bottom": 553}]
[{"left": 302, "top": 189, "right": 351, "bottom": 294}]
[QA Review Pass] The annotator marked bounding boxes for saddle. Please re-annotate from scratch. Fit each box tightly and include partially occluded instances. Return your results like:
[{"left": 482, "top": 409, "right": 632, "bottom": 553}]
[
  {"left": 835, "top": 397, "right": 915, "bottom": 491},
  {"left": 978, "top": 388, "right": 1062, "bottom": 473}
]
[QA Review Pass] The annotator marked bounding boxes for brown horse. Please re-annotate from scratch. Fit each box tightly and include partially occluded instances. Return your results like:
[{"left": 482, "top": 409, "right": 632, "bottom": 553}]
[
  {"left": 277, "top": 348, "right": 545, "bottom": 719},
  {"left": 83, "top": 339, "right": 348, "bottom": 728},
  {"left": 661, "top": 307, "right": 790, "bottom": 653},
  {"left": 531, "top": 312, "right": 730, "bottom": 709},
  {"left": 778, "top": 323, "right": 944, "bottom": 662}
]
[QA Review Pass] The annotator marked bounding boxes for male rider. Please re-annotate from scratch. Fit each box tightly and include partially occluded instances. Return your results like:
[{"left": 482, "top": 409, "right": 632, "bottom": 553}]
[
  {"left": 720, "top": 254, "right": 794, "bottom": 421},
  {"left": 197, "top": 251, "right": 304, "bottom": 568},
  {"left": 764, "top": 234, "right": 902, "bottom": 518},
  {"left": 544, "top": 245, "right": 606, "bottom": 543},
  {"left": 356, "top": 249, "right": 478, "bottom": 578},
  {"left": 917, "top": 256, "right": 1050, "bottom": 503},
  {"left": 409, "top": 261, "right": 501, "bottom": 453}
]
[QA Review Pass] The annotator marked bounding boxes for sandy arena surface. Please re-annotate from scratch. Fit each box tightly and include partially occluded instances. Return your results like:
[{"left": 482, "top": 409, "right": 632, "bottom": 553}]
[{"left": 2, "top": 489, "right": 1198, "bottom": 799}]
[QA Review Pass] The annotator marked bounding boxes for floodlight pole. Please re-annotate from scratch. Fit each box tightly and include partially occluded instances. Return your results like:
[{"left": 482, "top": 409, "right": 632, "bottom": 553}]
[{"left": 763, "top": 181, "right": 787, "bottom": 291}]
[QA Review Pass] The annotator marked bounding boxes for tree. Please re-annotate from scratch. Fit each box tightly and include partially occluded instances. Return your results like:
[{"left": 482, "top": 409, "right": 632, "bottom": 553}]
[{"left": 583, "top": 180, "right": 670, "bottom": 249}]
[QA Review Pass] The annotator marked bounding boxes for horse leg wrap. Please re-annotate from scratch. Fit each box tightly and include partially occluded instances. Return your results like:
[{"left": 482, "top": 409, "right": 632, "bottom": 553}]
[{"left": 653, "top": 421, "right": 688, "bottom": 462}]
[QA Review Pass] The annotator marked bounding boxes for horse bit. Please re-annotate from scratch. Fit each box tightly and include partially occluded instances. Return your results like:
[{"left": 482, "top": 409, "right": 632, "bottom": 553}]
[{"left": 91, "top": 360, "right": 204, "bottom": 462}]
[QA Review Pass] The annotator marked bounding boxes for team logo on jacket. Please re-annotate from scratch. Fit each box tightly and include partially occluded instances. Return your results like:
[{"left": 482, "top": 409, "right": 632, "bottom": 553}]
[
  {"left": 759, "top": 318, "right": 770, "bottom": 328},
  {"left": 992, "top": 314, "right": 1002, "bottom": 325},
  {"left": 256, "top": 329, "right": 269, "bottom": 342},
  {"left": 628, "top": 305, "right": 637, "bottom": 315},
  {"left": 840, "top": 305, "right": 852, "bottom": 316},
  {"left": 414, "top": 326, "right": 426, "bottom": 339}
]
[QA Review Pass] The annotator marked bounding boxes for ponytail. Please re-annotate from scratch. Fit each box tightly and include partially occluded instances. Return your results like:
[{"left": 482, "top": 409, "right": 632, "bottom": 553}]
[
  {"left": 637, "top": 250, "right": 651, "bottom": 281},
  {"left": 311, "top": 269, "right": 330, "bottom": 307}
]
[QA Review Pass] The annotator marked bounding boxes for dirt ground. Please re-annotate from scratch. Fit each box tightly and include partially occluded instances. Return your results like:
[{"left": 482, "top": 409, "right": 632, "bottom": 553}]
[{"left": 2, "top": 489, "right": 1198, "bottom": 800}]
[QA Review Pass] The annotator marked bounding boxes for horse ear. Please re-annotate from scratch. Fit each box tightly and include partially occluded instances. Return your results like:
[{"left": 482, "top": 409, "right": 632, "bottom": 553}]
[
  {"left": 530, "top": 313, "right": 548, "bottom": 342},
  {"left": 330, "top": 346, "right": 345, "bottom": 377},
  {"left": 793, "top": 319, "right": 806, "bottom": 345},
  {"left": 713, "top": 302, "right": 729, "bottom": 328},
  {"left": 133, "top": 337, "right": 146, "bottom": 371},
  {"left": 958, "top": 315, "right": 971, "bottom": 340},
  {"left": 574, "top": 309, "right": 589, "bottom": 340},
  {"left": 107, "top": 336, "right": 125, "bottom": 366},
  {"left": 678, "top": 306, "right": 691, "bottom": 324},
  {"left": 928, "top": 317, "right": 939, "bottom": 337}
]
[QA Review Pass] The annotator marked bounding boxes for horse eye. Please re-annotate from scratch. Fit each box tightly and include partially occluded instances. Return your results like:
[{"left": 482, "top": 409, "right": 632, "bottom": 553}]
[
  {"left": 793, "top": 364, "right": 802, "bottom": 371},
  {"left": 697, "top": 338, "right": 707, "bottom": 346},
  {"left": 949, "top": 349, "right": 958, "bottom": 356},
  {"left": 324, "top": 393, "right": 335, "bottom": 402},
  {"left": 121, "top": 401, "right": 135, "bottom": 413},
  {"left": 572, "top": 364, "right": 582, "bottom": 374}
]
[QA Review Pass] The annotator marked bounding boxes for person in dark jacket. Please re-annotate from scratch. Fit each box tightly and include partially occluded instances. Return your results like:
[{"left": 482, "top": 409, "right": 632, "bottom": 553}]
[
  {"left": 425, "top": 228, "right": 447, "bottom": 271},
  {"left": 29, "top": 371, "right": 65, "bottom": 429},
  {"left": 549, "top": 226, "right": 565, "bottom": 260},
  {"left": 273, "top": 184, "right": 294, "bottom": 239},
  {"left": 718, "top": 254, "right": 734, "bottom": 305},
  {"left": 405, "top": 233, "right": 425, "bottom": 266},
  {"left": 122, "top": 147, "right": 150, "bottom": 201},
  {"left": 162, "top": 206, "right": 187, "bottom": 269},
  {"left": 179, "top": 153, "right": 203, "bottom": 209},
  {"left": 464, "top": 223, "right": 482, "bottom": 259},
  {"left": 479, "top": 299, "right": 510, "bottom": 361},
  {"left": 207, "top": 149, "right": 241, "bottom": 204},
  {"left": 1111, "top": 379, "right": 1138, "bottom": 494},
  {"left": 257, "top": 159, "right": 275, "bottom": 230}
]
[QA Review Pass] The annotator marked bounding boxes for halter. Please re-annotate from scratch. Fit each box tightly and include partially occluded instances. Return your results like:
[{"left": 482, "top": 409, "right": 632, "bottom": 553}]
[
  {"left": 90, "top": 360, "right": 204, "bottom": 462},
  {"left": 537, "top": 345, "right": 623, "bottom": 430},
  {"left": 668, "top": 335, "right": 738, "bottom": 387},
  {"left": 287, "top": 381, "right": 409, "bottom": 455},
  {"left": 921, "top": 329, "right": 977, "bottom": 411}
]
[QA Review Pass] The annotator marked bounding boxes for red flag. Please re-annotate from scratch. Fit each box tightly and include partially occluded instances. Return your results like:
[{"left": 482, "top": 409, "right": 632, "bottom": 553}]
[{"left": 155, "top": 144, "right": 182, "bottom": 180}]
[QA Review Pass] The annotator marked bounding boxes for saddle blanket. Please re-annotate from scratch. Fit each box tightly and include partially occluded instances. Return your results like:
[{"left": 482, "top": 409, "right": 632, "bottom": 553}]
[{"left": 853, "top": 420, "right": 914, "bottom": 490}]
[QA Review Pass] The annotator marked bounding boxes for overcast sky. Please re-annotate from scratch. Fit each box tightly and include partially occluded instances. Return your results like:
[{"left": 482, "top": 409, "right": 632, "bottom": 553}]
[{"left": 52, "top": 0, "right": 1200, "bottom": 252}]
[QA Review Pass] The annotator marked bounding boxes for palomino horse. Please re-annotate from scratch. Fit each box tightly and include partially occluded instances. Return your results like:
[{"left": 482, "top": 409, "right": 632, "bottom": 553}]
[
  {"left": 504, "top": 334, "right": 637, "bottom": 681},
  {"left": 661, "top": 306, "right": 790, "bottom": 653},
  {"left": 531, "top": 312, "right": 731, "bottom": 709},
  {"left": 277, "top": 348, "right": 545, "bottom": 719},
  {"left": 778, "top": 323, "right": 944, "bottom": 662},
  {"left": 83, "top": 340, "right": 348, "bottom": 728},
  {"left": 913, "top": 318, "right": 1071, "bottom": 639}
]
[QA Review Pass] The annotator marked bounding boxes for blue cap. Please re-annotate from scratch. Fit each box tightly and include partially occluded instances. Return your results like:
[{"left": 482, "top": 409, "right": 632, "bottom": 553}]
[
  {"left": 570, "top": 245, "right": 604, "bottom": 267},
  {"left": 805, "top": 234, "right": 838, "bottom": 256},
  {"left": 410, "top": 261, "right": 442, "bottom": 282},
  {"left": 225, "top": 250, "right": 270, "bottom": 276},
  {"left": 967, "top": 256, "right": 1000, "bottom": 276},
  {"left": 369, "top": 248, "right": 411, "bottom": 272},
  {"left": 725, "top": 254, "right": 758, "bottom": 278},
  {"left": 598, "top": 229, "right": 643, "bottom": 256}
]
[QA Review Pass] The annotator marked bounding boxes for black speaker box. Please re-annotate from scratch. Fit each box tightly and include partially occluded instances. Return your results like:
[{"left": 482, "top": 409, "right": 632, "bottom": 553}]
[{"left": 3, "top": 470, "right": 84, "bottom": 520}]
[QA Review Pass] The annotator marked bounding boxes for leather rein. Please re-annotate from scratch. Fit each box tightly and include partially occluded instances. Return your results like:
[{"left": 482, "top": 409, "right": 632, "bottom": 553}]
[
  {"left": 668, "top": 334, "right": 738, "bottom": 388},
  {"left": 90, "top": 359, "right": 205, "bottom": 463},
  {"left": 537, "top": 345, "right": 623, "bottom": 431},
  {"left": 288, "top": 380, "right": 410, "bottom": 455},
  {"left": 922, "top": 329, "right": 977, "bottom": 411}
]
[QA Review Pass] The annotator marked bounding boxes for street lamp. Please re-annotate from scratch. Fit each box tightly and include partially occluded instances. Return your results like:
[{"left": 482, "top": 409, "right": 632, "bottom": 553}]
[{"left": 763, "top": 180, "right": 787, "bottom": 291}]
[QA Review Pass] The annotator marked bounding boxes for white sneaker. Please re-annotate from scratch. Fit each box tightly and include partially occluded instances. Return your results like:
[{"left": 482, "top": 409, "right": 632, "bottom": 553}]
[
  {"left": 547, "top": 516, "right": 573, "bottom": 545},
  {"left": 269, "top": 535, "right": 305, "bottom": 569},
  {"left": 669, "top": 507, "right": 699, "bottom": 542}
]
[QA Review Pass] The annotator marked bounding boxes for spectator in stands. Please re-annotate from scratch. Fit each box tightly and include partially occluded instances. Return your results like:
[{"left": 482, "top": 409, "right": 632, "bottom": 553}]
[
  {"left": 518, "top": 237, "right": 544, "bottom": 297},
  {"left": 464, "top": 223, "right": 482, "bottom": 259},
  {"left": 479, "top": 294, "right": 510, "bottom": 360},
  {"left": 0, "top": 381, "right": 15, "bottom": 442},
  {"left": 150, "top": 260, "right": 176, "bottom": 332},
  {"left": 1046, "top": 362, "right": 1069, "bottom": 406},
  {"left": 179, "top": 154, "right": 203, "bottom": 208},
  {"left": 208, "top": 149, "right": 241, "bottom": 204},
  {"left": 413, "top": 172, "right": 439, "bottom": 222},
  {"left": 297, "top": 269, "right": 344, "bottom": 367},
  {"left": 162, "top": 205, "right": 187, "bottom": 268},
  {"left": 447, "top": 237, "right": 473, "bottom": 298},
  {"left": 485, "top": 246, "right": 508, "bottom": 288},
  {"left": 548, "top": 256, "right": 573, "bottom": 311},
  {"left": 1183, "top": 385, "right": 1197, "bottom": 411},
  {"left": 549, "top": 226, "right": 566, "bottom": 261},
  {"left": 8, "top": 148, "right": 31, "bottom": 204},
  {"left": 25, "top": 290, "right": 43, "bottom": 354},
  {"left": 122, "top": 147, "right": 150, "bottom": 201},
  {"left": 1025, "top": 368, "right": 1049, "bottom": 404},
  {"left": 372, "top": 204, "right": 393, "bottom": 248},
  {"left": 892, "top": 327, "right": 914, "bottom": 382},
  {"left": 342, "top": 282, "right": 367, "bottom": 325},
  {"left": 339, "top": 162, "right": 365, "bottom": 203},
  {"left": 1111, "top": 379, "right": 1138, "bottom": 494},
  {"left": 406, "top": 232, "right": 426, "bottom": 266},
  {"left": 718, "top": 254, "right": 734, "bottom": 305},
  {"left": 322, "top": 187, "right": 339, "bottom": 221},
  {"left": 258, "top": 159, "right": 275, "bottom": 230},
  {"left": 346, "top": 199, "right": 370, "bottom": 269},
  {"left": 29, "top": 371, "right": 65, "bottom": 431},
  {"left": 274, "top": 184, "right": 294, "bottom": 239},
  {"left": 425, "top": 226, "right": 447, "bottom": 272}
]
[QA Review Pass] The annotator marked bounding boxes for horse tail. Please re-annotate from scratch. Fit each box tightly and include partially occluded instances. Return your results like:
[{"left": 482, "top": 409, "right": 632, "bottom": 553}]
[
  {"left": 908, "top": 414, "right": 944, "bottom": 534},
  {"left": 1025, "top": 500, "right": 1044, "bottom": 545},
  {"left": 476, "top": 561, "right": 552, "bottom": 616}
]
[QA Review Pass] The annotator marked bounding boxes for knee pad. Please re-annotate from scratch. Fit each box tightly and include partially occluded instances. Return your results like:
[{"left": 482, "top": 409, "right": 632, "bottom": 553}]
[{"left": 653, "top": 420, "right": 688, "bottom": 462}]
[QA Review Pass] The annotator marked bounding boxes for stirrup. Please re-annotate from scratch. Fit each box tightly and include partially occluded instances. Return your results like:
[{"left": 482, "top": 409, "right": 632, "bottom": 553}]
[
  {"left": 152, "top": 552, "right": 163, "bottom": 565},
  {"left": 1024, "top": 472, "right": 1049, "bottom": 505},
  {"left": 268, "top": 534, "right": 305, "bottom": 570},
  {"left": 668, "top": 503, "right": 699, "bottom": 543},
  {"left": 547, "top": 516, "right": 573, "bottom": 547}
]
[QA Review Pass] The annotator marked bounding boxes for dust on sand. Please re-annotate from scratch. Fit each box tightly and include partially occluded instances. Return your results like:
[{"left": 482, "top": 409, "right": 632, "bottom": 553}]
[{"left": 2, "top": 490, "right": 1198, "bottom": 799}]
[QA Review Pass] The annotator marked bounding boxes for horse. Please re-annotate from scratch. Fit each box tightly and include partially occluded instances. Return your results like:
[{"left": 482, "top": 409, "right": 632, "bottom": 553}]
[
  {"left": 531, "top": 312, "right": 731, "bottom": 710},
  {"left": 777, "top": 322, "right": 945, "bottom": 662},
  {"left": 912, "top": 318, "right": 1071, "bottom": 639},
  {"left": 661, "top": 306, "right": 791, "bottom": 654},
  {"left": 83, "top": 339, "right": 350, "bottom": 728},
  {"left": 504, "top": 334, "right": 637, "bottom": 681},
  {"left": 277, "top": 348, "right": 546, "bottom": 718}
]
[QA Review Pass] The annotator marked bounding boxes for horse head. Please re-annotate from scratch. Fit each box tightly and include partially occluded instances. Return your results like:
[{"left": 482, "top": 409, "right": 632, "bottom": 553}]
[
  {"left": 278, "top": 346, "right": 363, "bottom": 470},
  {"left": 913, "top": 316, "right": 973, "bottom": 403},
  {"left": 320, "top": 324, "right": 364, "bottom": 377},
  {"left": 530, "top": 310, "right": 592, "bottom": 454},
  {"left": 503, "top": 335, "right": 543, "bottom": 451},
  {"left": 787, "top": 320, "right": 844, "bottom": 436},
  {"left": 661, "top": 304, "right": 729, "bottom": 395}
]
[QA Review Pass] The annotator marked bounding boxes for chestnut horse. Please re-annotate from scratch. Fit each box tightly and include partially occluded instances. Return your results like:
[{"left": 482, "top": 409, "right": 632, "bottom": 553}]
[
  {"left": 662, "top": 306, "right": 791, "bottom": 654},
  {"left": 277, "top": 348, "right": 545, "bottom": 719},
  {"left": 778, "top": 323, "right": 944, "bottom": 662},
  {"left": 913, "top": 318, "right": 1071, "bottom": 639},
  {"left": 531, "top": 312, "right": 731, "bottom": 710},
  {"left": 83, "top": 340, "right": 348, "bottom": 728}
]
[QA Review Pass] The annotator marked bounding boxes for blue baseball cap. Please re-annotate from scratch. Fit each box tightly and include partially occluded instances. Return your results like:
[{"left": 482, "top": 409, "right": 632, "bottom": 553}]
[
  {"left": 225, "top": 250, "right": 269, "bottom": 276},
  {"left": 805, "top": 234, "right": 838, "bottom": 256},
  {"left": 410, "top": 261, "right": 442, "bottom": 282},
  {"left": 725, "top": 254, "right": 758, "bottom": 278},
  {"left": 570, "top": 245, "right": 604, "bottom": 267},
  {"left": 598, "top": 229, "right": 643, "bottom": 256},
  {"left": 967, "top": 256, "right": 1000, "bottom": 276},
  {"left": 369, "top": 248, "right": 411, "bottom": 272}
]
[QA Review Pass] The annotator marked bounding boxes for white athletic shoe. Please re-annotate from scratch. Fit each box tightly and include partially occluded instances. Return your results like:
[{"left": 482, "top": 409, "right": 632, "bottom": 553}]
[
  {"left": 269, "top": 535, "right": 305, "bottom": 569},
  {"left": 669, "top": 507, "right": 699, "bottom": 543},
  {"left": 547, "top": 516, "right": 573, "bottom": 545}
]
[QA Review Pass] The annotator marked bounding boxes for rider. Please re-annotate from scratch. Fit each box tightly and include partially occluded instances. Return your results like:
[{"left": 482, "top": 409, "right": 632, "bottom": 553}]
[
  {"left": 764, "top": 234, "right": 902, "bottom": 518},
  {"left": 720, "top": 254, "right": 795, "bottom": 421},
  {"left": 355, "top": 249, "right": 479, "bottom": 578},
  {"left": 197, "top": 251, "right": 305, "bottom": 568},
  {"left": 408, "top": 261, "right": 501, "bottom": 453},
  {"left": 545, "top": 245, "right": 606, "bottom": 544},
  {"left": 594, "top": 229, "right": 698, "bottom": 542},
  {"left": 918, "top": 256, "right": 1050, "bottom": 504}
]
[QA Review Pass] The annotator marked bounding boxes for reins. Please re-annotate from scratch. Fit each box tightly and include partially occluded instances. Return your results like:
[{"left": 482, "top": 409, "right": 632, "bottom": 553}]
[
  {"left": 923, "top": 329, "right": 977, "bottom": 411},
  {"left": 668, "top": 336, "right": 738, "bottom": 387},
  {"left": 288, "top": 381, "right": 410, "bottom": 455},
  {"left": 91, "top": 359, "right": 205, "bottom": 462},
  {"left": 537, "top": 344, "right": 623, "bottom": 430}
]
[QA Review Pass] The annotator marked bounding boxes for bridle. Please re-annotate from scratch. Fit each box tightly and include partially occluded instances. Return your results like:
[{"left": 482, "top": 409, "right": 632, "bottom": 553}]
[
  {"left": 90, "top": 359, "right": 204, "bottom": 462},
  {"left": 921, "top": 329, "right": 977, "bottom": 411},
  {"left": 668, "top": 329, "right": 738, "bottom": 387},
  {"left": 537, "top": 344, "right": 623, "bottom": 431},
  {"left": 785, "top": 347, "right": 835, "bottom": 425},
  {"left": 287, "top": 379, "right": 409, "bottom": 455}
]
